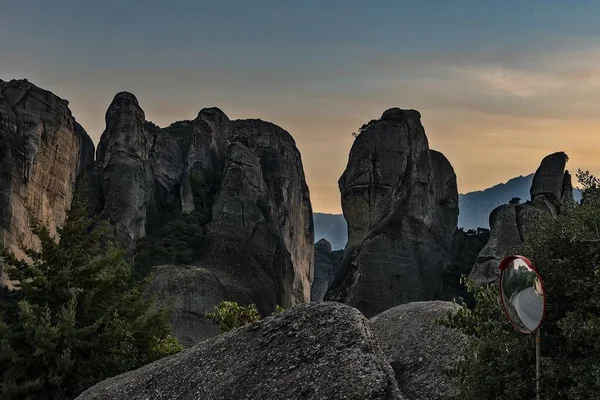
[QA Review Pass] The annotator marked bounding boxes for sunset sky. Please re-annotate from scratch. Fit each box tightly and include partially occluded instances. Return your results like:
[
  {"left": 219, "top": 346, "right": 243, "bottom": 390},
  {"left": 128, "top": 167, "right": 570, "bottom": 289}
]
[{"left": 2, "top": 0, "right": 600, "bottom": 213}]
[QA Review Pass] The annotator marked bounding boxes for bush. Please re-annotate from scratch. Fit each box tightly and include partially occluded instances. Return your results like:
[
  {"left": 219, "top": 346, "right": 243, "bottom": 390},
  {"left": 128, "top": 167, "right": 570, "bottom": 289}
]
[
  {"left": 443, "top": 169, "right": 600, "bottom": 400},
  {"left": 207, "top": 302, "right": 286, "bottom": 333},
  {"left": 206, "top": 301, "right": 261, "bottom": 333},
  {"left": 0, "top": 190, "right": 182, "bottom": 400}
]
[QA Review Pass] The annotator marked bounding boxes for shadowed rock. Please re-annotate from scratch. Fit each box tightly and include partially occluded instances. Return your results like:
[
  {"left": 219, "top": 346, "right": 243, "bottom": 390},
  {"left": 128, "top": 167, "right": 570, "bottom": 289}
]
[
  {"left": 470, "top": 152, "right": 572, "bottom": 284},
  {"left": 89, "top": 96, "right": 314, "bottom": 343},
  {"left": 370, "top": 301, "right": 467, "bottom": 400},
  {"left": 311, "top": 238, "right": 343, "bottom": 301},
  {"left": 0, "top": 79, "right": 94, "bottom": 278},
  {"left": 76, "top": 302, "right": 404, "bottom": 400},
  {"left": 325, "top": 108, "right": 458, "bottom": 317}
]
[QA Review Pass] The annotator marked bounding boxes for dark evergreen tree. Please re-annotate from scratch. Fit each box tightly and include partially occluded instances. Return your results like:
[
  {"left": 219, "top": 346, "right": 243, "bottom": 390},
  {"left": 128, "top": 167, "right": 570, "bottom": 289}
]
[{"left": 0, "top": 190, "right": 181, "bottom": 400}]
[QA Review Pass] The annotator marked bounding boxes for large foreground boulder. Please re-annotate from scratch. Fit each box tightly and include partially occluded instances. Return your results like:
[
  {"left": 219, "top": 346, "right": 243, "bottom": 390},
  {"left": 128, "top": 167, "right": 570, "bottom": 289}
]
[
  {"left": 371, "top": 301, "right": 467, "bottom": 400},
  {"left": 326, "top": 109, "right": 458, "bottom": 317},
  {"left": 76, "top": 302, "right": 404, "bottom": 400}
]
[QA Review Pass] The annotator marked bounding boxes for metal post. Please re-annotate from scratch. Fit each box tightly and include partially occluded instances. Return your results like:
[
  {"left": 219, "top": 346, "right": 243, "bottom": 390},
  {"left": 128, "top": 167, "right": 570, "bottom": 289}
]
[{"left": 536, "top": 328, "right": 541, "bottom": 400}]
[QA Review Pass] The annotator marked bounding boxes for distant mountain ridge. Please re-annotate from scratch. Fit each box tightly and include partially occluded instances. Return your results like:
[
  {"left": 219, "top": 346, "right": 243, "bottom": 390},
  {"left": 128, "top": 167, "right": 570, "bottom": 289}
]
[{"left": 313, "top": 173, "right": 582, "bottom": 248}]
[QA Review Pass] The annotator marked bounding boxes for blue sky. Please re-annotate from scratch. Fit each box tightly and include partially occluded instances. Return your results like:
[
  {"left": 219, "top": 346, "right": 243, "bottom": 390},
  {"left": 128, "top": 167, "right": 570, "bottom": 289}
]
[{"left": 2, "top": 0, "right": 600, "bottom": 212}]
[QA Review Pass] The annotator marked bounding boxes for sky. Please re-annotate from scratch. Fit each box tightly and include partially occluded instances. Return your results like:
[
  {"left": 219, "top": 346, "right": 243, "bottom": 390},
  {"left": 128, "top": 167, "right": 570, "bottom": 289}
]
[{"left": 2, "top": 0, "right": 600, "bottom": 213}]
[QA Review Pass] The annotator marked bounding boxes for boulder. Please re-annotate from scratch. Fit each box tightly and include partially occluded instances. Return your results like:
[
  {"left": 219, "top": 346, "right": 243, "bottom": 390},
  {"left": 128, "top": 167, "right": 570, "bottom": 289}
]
[
  {"left": 470, "top": 152, "right": 572, "bottom": 284},
  {"left": 0, "top": 79, "right": 94, "bottom": 270},
  {"left": 325, "top": 109, "right": 458, "bottom": 317},
  {"left": 370, "top": 301, "right": 467, "bottom": 400},
  {"left": 76, "top": 302, "right": 404, "bottom": 400}
]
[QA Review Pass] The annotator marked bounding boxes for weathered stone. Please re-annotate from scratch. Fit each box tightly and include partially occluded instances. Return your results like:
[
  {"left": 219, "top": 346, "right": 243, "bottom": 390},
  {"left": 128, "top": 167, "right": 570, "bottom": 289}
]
[
  {"left": 95, "top": 92, "right": 153, "bottom": 249},
  {"left": 530, "top": 152, "right": 568, "bottom": 205},
  {"left": 146, "top": 264, "right": 254, "bottom": 347},
  {"left": 311, "top": 239, "right": 342, "bottom": 301},
  {"left": 326, "top": 109, "right": 458, "bottom": 317},
  {"left": 470, "top": 152, "right": 572, "bottom": 284},
  {"left": 76, "top": 302, "right": 404, "bottom": 400},
  {"left": 0, "top": 79, "right": 94, "bottom": 270},
  {"left": 230, "top": 119, "right": 315, "bottom": 303},
  {"left": 88, "top": 97, "right": 314, "bottom": 342},
  {"left": 370, "top": 301, "right": 467, "bottom": 400}
]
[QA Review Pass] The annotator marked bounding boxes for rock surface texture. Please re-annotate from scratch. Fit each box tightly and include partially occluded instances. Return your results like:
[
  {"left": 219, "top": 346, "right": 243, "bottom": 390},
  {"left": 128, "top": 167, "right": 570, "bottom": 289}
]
[
  {"left": 325, "top": 108, "right": 458, "bottom": 317},
  {"left": 87, "top": 93, "right": 314, "bottom": 343},
  {"left": 470, "top": 152, "right": 571, "bottom": 284},
  {"left": 0, "top": 79, "right": 94, "bottom": 281},
  {"left": 311, "top": 238, "right": 343, "bottom": 301},
  {"left": 370, "top": 301, "right": 467, "bottom": 400},
  {"left": 76, "top": 302, "right": 404, "bottom": 400}
]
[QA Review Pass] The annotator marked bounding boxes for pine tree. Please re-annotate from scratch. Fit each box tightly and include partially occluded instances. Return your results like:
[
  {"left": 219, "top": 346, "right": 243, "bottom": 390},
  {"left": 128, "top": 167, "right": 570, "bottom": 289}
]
[{"left": 0, "top": 189, "right": 182, "bottom": 400}]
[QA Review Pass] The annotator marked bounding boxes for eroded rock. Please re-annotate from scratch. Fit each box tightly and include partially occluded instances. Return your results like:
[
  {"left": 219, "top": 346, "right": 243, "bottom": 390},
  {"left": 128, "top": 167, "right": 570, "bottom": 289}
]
[
  {"left": 325, "top": 109, "right": 458, "bottom": 317},
  {"left": 470, "top": 152, "right": 572, "bottom": 284},
  {"left": 371, "top": 301, "right": 467, "bottom": 400},
  {"left": 76, "top": 302, "right": 404, "bottom": 400},
  {"left": 0, "top": 79, "right": 94, "bottom": 269}
]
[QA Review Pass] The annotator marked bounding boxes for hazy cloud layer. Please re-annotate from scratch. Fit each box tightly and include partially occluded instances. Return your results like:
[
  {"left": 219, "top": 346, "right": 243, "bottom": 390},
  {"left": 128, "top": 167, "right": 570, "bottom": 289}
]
[{"left": 2, "top": 0, "right": 599, "bottom": 213}]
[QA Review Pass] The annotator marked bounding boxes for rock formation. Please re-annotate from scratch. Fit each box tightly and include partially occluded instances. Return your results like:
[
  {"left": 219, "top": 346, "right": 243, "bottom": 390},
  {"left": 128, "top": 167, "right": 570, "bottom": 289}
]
[
  {"left": 0, "top": 79, "right": 94, "bottom": 285},
  {"left": 76, "top": 302, "right": 404, "bottom": 400},
  {"left": 87, "top": 93, "right": 314, "bottom": 343},
  {"left": 470, "top": 152, "right": 572, "bottom": 284},
  {"left": 311, "top": 238, "right": 343, "bottom": 301},
  {"left": 325, "top": 108, "right": 458, "bottom": 317},
  {"left": 370, "top": 301, "right": 467, "bottom": 400}
]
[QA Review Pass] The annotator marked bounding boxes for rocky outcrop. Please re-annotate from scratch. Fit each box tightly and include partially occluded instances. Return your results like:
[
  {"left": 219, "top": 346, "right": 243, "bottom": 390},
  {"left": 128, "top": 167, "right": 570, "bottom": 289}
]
[
  {"left": 470, "top": 152, "right": 572, "bottom": 284},
  {"left": 370, "top": 301, "right": 467, "bottom": 400},
  {"left": 88, "top": 93, "right": 314, "bottom": 341},
  {"left": 325, "top": 108, "right": 458, "bottom": 317},
  {"left": 76, "top": 302, "right": 404, "bottom": 400},
  {"left": 0, "top": 79, "right": 94, "bottom": 273},
  {"left": 311, "top": 239, "right": 343, "bottom": 301},
  {"left": 95, "top": 92, "right": 153, "bottom": 248}
]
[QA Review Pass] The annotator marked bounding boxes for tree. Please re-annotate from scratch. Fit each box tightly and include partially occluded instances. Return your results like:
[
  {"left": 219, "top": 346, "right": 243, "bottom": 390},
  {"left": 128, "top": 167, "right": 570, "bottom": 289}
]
[
  {"left": 0, "top": 189, "right": 182, "bottom": 400},
  {"left": 509, "top": 197, "right": 521, "bottom": 204},
  {"left": 443, "top": 169, "right": 600, "bottom": 400}
]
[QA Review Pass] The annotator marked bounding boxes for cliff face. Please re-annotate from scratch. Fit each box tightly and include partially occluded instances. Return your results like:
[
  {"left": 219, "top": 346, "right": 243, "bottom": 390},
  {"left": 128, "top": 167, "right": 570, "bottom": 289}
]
[
  {"left": 0, "top": 79, "right": 94, "bottom": 283},
  {"left": 325, "top": 108, "right": 458, "bottom": 317},
  {"left": 470, "top": 152, "right": 572, "bottom": 284},
  {"left": 88, "top": 93, "right": 314, "bottom": 343}
]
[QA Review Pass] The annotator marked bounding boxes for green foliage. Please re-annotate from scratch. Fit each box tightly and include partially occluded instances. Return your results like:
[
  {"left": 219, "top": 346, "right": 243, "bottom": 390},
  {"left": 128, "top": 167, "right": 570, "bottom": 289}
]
[
  {"left": 351, "top": 119, "right": 378, "bottom": 138},
  {"left": 272, "top": 305, "right": 285, "bottom": 315},
  {"left": 206, "top": 301, "right": 261, "bottom": 333},
  {"left": 134, "top": 211, "right": 205, "bottom": 278},
  {"left": 509, "top": 197, "right": 521, "bottom": 205},
  {"left": 0, "top": 190, "right": 182, "bottom": 400},
  {"left": 135, "top": 167, "right": 222, "bottom": 277},
  {"left": 443, "top": 171, "right": 600, "bottom": 400}
]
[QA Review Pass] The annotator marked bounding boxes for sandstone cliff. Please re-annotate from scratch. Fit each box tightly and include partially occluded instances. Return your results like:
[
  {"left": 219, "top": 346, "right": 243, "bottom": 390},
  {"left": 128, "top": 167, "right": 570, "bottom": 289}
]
[
  {"left": 0, "top": 79, "right": 94, "bottom": 285},
  {"left": 325, "top": 108, "right": 458, "bottom": 317},
  {"left": 87, "top": 93, "right": 314, "bottom": 343},
  {"left": 470, "top": 152, "right": 572, "bottom": 284}
]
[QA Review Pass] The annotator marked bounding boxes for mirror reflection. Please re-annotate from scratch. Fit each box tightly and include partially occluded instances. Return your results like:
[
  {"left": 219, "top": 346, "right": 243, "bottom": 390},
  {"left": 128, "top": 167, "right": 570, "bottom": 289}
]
[{"left": 500, "top": 258, "right": 545, "bottom": 333}]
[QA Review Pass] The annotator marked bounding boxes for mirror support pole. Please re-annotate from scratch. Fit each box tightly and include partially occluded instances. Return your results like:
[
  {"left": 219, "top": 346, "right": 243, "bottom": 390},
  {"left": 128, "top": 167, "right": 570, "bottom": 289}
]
[{"left": 536, "top": 328, "right": 541, "bottom": 400}]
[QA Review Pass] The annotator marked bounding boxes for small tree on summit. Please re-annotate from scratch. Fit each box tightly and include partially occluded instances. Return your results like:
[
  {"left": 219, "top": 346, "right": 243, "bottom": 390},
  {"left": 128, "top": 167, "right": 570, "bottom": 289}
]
[{"left": 509, "top": 197, "right": 521, "bottom": 204}]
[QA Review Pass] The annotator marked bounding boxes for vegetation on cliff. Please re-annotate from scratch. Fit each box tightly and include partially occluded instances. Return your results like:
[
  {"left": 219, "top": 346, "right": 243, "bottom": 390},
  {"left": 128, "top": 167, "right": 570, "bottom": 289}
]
[
  {"left": 444, "top": 170, "right": 600, "bottom": 400},
  {"left": 0, "top": 191, "right": 181, "bottom": 400}
]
